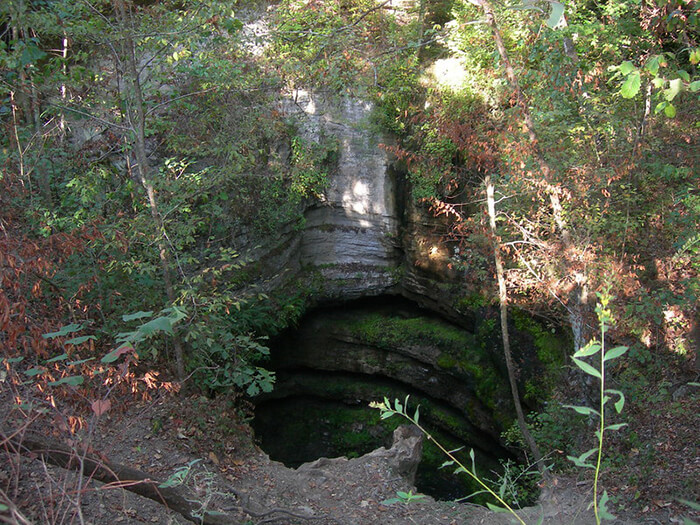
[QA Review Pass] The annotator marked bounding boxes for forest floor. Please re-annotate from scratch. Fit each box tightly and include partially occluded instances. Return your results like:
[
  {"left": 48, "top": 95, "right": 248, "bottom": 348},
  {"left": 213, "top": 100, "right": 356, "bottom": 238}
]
[{"left": 2, "top": 389, "right": 698, "bottom": 525}]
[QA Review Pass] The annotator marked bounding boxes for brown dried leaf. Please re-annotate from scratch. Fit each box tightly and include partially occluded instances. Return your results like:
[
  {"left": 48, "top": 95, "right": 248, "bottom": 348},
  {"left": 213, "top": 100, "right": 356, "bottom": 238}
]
[{"left": 91, "top": 399, "right": 111, "bottom": 417}]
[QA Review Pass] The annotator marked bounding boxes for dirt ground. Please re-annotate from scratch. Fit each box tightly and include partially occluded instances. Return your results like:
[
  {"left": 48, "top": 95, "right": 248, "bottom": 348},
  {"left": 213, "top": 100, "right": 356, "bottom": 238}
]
[{"left": 2, "top": 393, "right": 698, "bottom": 525}]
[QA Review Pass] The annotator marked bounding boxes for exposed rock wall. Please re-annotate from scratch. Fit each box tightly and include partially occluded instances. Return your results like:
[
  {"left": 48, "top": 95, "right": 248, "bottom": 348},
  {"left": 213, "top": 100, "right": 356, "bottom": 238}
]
[
  {"left": 250, "top": 89, "right": 467, "bottom": 316},
  {"left": 246, "top": 92, "right": 533, "bottom": 492},
  {"left": 261, "top": 299, "right": 514, "bottom": 457},
  {"left": 282, "top": 90, "right": 404, "bottom": 300}
]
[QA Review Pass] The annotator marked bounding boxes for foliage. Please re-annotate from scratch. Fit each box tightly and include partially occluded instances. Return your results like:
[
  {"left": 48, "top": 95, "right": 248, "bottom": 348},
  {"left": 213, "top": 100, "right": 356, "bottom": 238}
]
[
  {"left": 186, "top": 326, "right": 275, "bottom": 396},
  {"left": 564, "top": 293, "right": 628, "bottom": 523},
  {"left": 0, "top": 0, "right": 341, "bottom": 402},
  {"left": 489, "top": 458, "right": 541, "bottom": 509},
  {"left": 371, "top": 396, "right": 528, "bottom": 523},
  {"left": 382, "top": 489, "right": 426, "bottom": 506},
  {"left": 1, "top": 0, "right": 698, "bottom": 519}
]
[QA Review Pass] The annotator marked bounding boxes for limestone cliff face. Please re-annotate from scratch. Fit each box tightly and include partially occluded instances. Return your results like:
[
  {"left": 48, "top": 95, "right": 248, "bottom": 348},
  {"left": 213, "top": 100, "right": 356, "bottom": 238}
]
[
  {"left": 250, "top": 92, "right": 518, "bottom": 459},
  {"left": 263, "top": 301, "right": 513, "bottom": 455},
  {"left": 255, "top": 90, "right": 464, "bottom": 315},
  {"left": 284, "top": 90, "right": 403, "bottom": 300}
]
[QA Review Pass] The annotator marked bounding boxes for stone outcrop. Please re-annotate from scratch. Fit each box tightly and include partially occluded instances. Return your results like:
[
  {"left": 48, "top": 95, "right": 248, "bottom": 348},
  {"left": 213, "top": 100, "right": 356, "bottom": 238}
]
[
  {"left": 280, "top": 90, "right": 403, "bottom": 299},
  {"left": 259, "top": 298, "right": 515, "bottom": 460},
  {"left": 248, "top": 91, "right": 516, "bottom": 462},
  {"left": 248, "top": 89, "right": 467, "bottom": 317},
  {"left": 297, "top": 424, "right": 424, "bottom": 486}
]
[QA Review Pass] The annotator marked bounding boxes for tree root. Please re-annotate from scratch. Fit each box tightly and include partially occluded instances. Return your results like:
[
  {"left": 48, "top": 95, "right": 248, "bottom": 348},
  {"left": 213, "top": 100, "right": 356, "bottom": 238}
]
[{"left": 4, "top": 431, "right": 334, "bottom": 525}]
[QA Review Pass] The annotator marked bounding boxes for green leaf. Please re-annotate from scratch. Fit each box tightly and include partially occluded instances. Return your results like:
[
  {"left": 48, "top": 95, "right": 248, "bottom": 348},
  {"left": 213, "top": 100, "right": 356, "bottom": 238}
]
[
  {"left": 486, "top": 503, "right": 510, "bottom": 513},
  {"left": 604, "top": 346, "right": 628, "bottom": 362},
  {"left": 665, "top": 78, "right": 682, "bottom": 101},
  {"left": 68, "top": 357, "right": 95, "bottom": 366},
  {"left": 122, "top": 311, "right": 153, "bottom": 321},
  {"left": 664, "top": 102, "right": 677, "bottom": 118},
  {"left": 690, "top": 81, "right": 700, "bottom": 93},
  {"left": 163, "top": 306, "right": 187, "bottom": 323},
  {"left": 572, "top": 357, "right": 602, "bottom": 379},
  {"left": 645, "top": 55, "right": 661, "bottom": 75},
  {"left": 101, "top": 344, "right": 134, "bottom": 364},
  {"left": 24, "top": 367, "right": 45, "bottom": 377},
  {"left": 691, "top": 49, "right": 700, "bottom": 65},
  {"left": 48, "top": 375, "right": 84, "bottom": 386},
  {"left": 43, "top": 323, "right": 83, "bottom": 339},
  {"left": 6, "top": 356, "right": 24, "bottom": 364},
  {"left": 677, "top": 69, "right": 690, "bottom": 82},
  {"left": 102, "top": 351, "right": 119, "bottom": 364},
  {"left": 65, "top": 335, "right": 97, "bottom": 345},
  {"left": 138, "top": 316, "right": 174, "bottom": 336},
  {"left": 546, "top": 1, "right": 565, "bottom": 29},
  {"left": 605, "top": 389, "right": 625, "bottom": 413},
  {"left": 0, "top": 504, "right": 7, "bottom": 511},
  {"left": 563, "top": 405, "right": 600, "bottom": 417},
  {"left": 20, "top": 44, "right": 47, "bottom": 66},
  {"left": 605, "top": 423, "right": 628, "bottom": 431},
  {"left": 599, "top": 490, "right": 616, "bottom": 521},
  {"left": 618, "top": 61, "right": 637, "bottom": 75},
  {"left": 46, "top": 353, "right": 68, "bottom": 363},
  {"left": 567, "top": 448, "right": 597, "bottom": 468},
  {"left": 574, "top": 342, "right": 601, "bottom": 357},
  {"left": 620, "top": 71, "right": 641, "bottom": 98},
  {"left": 655, "top": 101, "right": 668, "bottom": 114},
  {"left": 222, "top": 17, "right": 243, "bottom": 33}
]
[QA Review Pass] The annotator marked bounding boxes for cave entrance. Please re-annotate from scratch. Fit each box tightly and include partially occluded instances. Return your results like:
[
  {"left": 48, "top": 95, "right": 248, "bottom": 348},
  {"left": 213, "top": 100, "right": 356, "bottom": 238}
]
[{"left": 251, "top": 295, "right": 526, "bottom": 502}]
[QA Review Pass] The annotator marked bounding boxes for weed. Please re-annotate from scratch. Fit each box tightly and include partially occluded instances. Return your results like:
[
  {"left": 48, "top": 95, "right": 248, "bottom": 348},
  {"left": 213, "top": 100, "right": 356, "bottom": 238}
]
[{"left": 564, "top": 292, "right": 628, "bottom": 523}]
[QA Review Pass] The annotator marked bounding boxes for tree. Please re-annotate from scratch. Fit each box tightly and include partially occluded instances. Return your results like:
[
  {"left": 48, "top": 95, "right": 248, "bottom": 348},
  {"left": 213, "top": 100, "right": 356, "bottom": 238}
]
[
  {"left": 485, "top": 175, "right": 547, "bottom": 475},
  {"left": 466, "top": 0, "right": 589, "bottom": 353},
  {"left": 110, "top": 0, "right": 186, "bottom": 379}
]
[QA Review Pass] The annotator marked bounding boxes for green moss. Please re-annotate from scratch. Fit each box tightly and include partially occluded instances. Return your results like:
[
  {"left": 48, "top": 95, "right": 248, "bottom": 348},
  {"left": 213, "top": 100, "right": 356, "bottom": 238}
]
[
  {"left": 511, "top": 309, "right": 567, "bottom": 404},
  {"left": 454, "top": 292, "right": 489, "bottom": 311},
  {"left": 341, "top": 312, "right": 476, "bottom": 354},
  {"left": 337, "top": 311, "right": 511, "bottom": 414},
  {"left": 512, "top": 309, "right": 565, "bottom": 368},
  {"left": 437, "top": 354, "right": 458, "bottom": 369}
]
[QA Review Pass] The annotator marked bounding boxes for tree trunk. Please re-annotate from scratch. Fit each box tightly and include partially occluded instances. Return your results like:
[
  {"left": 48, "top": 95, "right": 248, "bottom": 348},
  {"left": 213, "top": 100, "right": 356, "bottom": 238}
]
[
  {"left": 59, "top": 31, "right": 69, "bottom": 140},
  {"left": 485, "top": 176, "right": 547, "bottom": 475},
  {"left": 114, "top": 0, "right": 186, "bottom": 381}
]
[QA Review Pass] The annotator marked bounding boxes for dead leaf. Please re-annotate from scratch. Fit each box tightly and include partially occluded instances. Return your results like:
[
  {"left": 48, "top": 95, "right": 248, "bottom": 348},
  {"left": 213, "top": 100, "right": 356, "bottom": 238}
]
[
  {"left": 209, "top": 451, "right": 219, "bottom": 465},
  {"left": 91, "top": 399, "right": 111, "bottom": 417}
]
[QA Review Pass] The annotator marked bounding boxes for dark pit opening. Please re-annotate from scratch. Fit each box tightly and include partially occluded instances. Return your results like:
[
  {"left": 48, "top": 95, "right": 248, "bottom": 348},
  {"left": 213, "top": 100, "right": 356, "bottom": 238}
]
[{"left": 252, "top": 295, "right": 536, "bottom": 503}]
